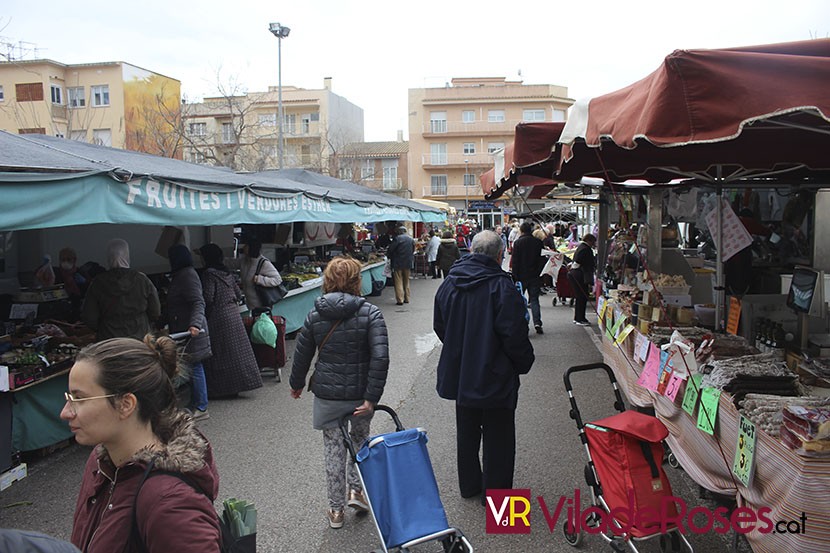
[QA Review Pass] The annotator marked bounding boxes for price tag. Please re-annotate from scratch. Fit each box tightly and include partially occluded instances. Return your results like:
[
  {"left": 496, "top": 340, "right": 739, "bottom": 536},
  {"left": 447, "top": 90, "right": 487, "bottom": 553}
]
[
  {"left": 639, "top": 336, "right": 651, "bottom": 362},
  {"left": 637, "top": 343, "right": 661, "bottom": 392},
  {"left": 611, "top": 315, "right": 626, "bottom": 338},
  {"left": 615, "top": 324, "right": 635, "bottom": 346},
  {"left": 727, "top": 297, "right": 741, "bottom": 335},
  {"left": 664, "top": 372, "right": 684, "bottom": 402},
  {"left": 634, "top": 332, "right": 646, "bottom": 361},
  {"left": 682, "top": 374, "right": 703, "bottom": 416},
  {"left": 597, "top": 297, "right": 607, "bottom": 320},
  {"left": 598, "top": 299, "right": 609, "bottom": 328},
  {"left": 696, "top": 387, "right": 722, "bottom": 435},
  {"left": 732, "top": 415, "right": 757, "bottom": 487}
]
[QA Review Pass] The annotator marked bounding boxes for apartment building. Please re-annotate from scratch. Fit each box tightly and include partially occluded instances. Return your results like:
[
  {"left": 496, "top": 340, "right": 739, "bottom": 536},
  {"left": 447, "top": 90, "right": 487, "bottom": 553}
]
[
  {"left": 181, "top": 77, "right": 364, "bottom": 173},
  {"left": 408, "top": 77, "right": 573, "bottom": 229},
  {"left": 337, "top": 133, "right": 409, "bottom": 199},
  {"left": 0, "top": 59, "right": 181, "bottom": 157}
]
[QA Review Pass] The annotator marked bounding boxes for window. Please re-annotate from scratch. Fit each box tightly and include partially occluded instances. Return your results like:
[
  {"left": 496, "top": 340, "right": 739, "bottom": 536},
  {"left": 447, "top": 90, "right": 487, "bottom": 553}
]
[
  {"left": 188, "top": 151, "right": 206, "bottom": 164},
  {"left": 285, "top": 114, "right": 296, "bottom": 134},
  {"left": 462, "top": 110, "right": 475, "bottom": 123},
  {"left": 310, "top": 112, "right": 320, "bottom": 122},
  {"left": 16, "top": 83, "right": 43, "bottom": 102},
  {"left": 69, "top": 130, "right": 86, "bottom": 141},
  {"left": 487, "top": 110, "right": 505, "bottom": 123},
  {"left": 67, "top": 87, "right": 85, "bottom": 108},
  {"left": 339, "top": 167, "right": 353, "bottom": 181},
  {"left": 92, "top": 128, "right": 112, "bottom": 147},
  {"left": 18, "top": 128, "right": 46, "bottom": 134},
  {"left": 300, "top": 145, "right": 311, "bottom": 164},
  {"left": 302, "top": 115, "right": 311, "bottom": 134},
  {"left": 430, "top": 143, "right": 447, "bottom": 165},
  {"left": 189, "top": 122, "right": 207, "bottom": 136},
  {"left": 258, "top": 114, "right": 277, "bottom": 126},
  {"left": 464, "top": 173, "right": 477, "bottom": 186},
  {"left": 430, "top": 175, "right": 448, "bottom": 196},
  {"left": 463, "top": 143, "right": 476, "bottom": 155},
  {"left": 91, "top": 85, "right": 110, "bottom": 107},
  {"left": 50, "top": 84, "right": 63, "bottom": 105},
  {"left": 523, "top": 109, "right": 545, "bottom": 122},
  {"left": 429, "top": 111, "right": 447, "bottom": 133},
  {"left": 487, "top": 142, "right": 505, "bottom": 154},
  {"left": 0, "top": 85, "right": 4, "bottom": 101},
  {"left": 221, "top": 122, "right": 234, "bottom": 143},
  {"left": 552, "top": 109, "right": 567, "bottom": 122},
  {"left": 382, "top": 160, "right": 398, "bottom": 190},
  {"left": 361, "top": 159, "right": 374, "bottom": 179}
]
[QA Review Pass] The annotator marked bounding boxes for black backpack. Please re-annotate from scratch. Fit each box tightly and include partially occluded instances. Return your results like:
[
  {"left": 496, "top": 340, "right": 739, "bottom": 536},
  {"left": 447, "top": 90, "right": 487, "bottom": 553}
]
[{"left": 129, "top": 459, "right": 255, "bottom": 553}]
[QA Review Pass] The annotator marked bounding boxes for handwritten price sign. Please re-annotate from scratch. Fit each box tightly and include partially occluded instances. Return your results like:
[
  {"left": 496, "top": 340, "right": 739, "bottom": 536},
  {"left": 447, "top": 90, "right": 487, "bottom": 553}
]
[{"left": 732, "top": 415, "right": 757, "bottom": 487}]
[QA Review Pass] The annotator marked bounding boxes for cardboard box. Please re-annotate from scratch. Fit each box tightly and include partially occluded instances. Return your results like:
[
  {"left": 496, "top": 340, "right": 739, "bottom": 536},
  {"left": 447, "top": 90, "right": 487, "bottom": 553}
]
[
  {"left": 155, "top": 226, "right": 183, "bottom": 258},
  {"left": 0, "top": 462, "right": 27, "bottom": 491},
  {"left": 662, "top": 294, "right": 692, "bottom": 307}
]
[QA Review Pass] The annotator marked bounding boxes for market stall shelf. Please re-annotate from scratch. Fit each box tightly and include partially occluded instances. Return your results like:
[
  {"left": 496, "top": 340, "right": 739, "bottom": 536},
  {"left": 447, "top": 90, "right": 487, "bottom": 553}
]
[{"left": 601, "top": 331, "right": 830, "bottom": 553}]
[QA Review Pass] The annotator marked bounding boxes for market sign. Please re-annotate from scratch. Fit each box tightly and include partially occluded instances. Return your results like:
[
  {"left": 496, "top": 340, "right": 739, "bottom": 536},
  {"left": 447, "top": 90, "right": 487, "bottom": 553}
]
[{"left": 0, "top": 175, "right": 444, "bottom": 230}]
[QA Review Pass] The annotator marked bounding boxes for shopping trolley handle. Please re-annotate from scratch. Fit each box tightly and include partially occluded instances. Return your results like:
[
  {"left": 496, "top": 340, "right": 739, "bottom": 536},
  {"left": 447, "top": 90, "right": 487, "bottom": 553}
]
[
  {"left": 339, "top": 404, "right": 405, "bottom": 462},
  {"left": 168, "top": 329, "right": 205, "bottom": 341}
]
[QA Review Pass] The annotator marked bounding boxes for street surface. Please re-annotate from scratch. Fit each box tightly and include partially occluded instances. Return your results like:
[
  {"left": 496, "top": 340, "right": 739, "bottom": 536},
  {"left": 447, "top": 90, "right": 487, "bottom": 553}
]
[{"left": 1, "top": 275, "right": 750, "bottom": 552}]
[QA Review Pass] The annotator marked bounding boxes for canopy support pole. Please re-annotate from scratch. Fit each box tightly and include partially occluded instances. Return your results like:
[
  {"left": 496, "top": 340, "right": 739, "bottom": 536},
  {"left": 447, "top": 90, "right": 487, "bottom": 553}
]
[
  {"left": 715, "top": 174, "right": 725, "bottom": 331},
  {"left": 598, "top": 189, "right": 610, "bottom": 270}
]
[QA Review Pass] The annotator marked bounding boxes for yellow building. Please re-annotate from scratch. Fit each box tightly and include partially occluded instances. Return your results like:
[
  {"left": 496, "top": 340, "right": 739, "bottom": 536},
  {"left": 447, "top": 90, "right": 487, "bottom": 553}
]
[
  {"left": 408, "top": 77, "right": 573, "bottom": 228},
  {"left": 0, "top": 59, "right": 181, "bottom": 157},
  {"left": 337, "top": 133, "right": 410, "bottom": 199},
  {"left": 181, "top": 77, "right": 364, "bottom": 173}
]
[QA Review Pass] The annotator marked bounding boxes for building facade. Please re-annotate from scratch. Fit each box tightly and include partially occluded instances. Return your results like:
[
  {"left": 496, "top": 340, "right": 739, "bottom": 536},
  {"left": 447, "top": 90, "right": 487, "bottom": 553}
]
[
  {"left": 408, "top": 77, "right": 573, "bottom": 228},
  {"left": 337, "top": 134, "right": 410, "bottom": 199},
  {"left": 181, "top": 77, "right": 364, "bottom": 173},
  {"left": 0, "top": 59, "right": 181, "bottom": 157}
]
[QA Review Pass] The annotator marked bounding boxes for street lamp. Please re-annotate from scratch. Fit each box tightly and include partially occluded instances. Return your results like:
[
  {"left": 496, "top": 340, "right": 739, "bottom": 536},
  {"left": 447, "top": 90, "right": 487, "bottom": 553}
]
[
  {"left": 268, "top": 22, "right": 290, "bottom": 169},
  {"left": 464, "top": 159, "right": 469, "bottom": 218}
]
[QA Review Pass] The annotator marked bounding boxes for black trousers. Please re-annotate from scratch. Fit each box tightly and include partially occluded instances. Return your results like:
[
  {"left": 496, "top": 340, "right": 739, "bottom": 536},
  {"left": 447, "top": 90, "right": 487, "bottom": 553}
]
[
  {"left": 455, "top": 405, "right": 516, "bottom": 496},
  {"left": 568, "top": 269, "right": 590, "bottom": 323}
]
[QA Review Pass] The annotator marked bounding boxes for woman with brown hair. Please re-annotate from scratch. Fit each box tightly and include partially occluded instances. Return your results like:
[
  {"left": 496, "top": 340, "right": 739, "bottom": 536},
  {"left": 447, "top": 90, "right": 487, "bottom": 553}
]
[
  {"left": 289, "top": 256, "right": 389, "bottom": 529},
  {"left": 61, "top": 335, "right": 220, "bottom": 552}
]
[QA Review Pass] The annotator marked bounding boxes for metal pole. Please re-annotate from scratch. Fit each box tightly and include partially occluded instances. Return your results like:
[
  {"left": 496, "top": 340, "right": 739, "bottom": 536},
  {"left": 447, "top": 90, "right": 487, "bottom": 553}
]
[
  {"left": 278, "top": 34, "right": 284, "bottom": 169},
  {"left": 715, "top": 180, "right": 724, "bottom": 331},
  {"left": 464, "top": 159, "right": 469, "bottom": 220}
]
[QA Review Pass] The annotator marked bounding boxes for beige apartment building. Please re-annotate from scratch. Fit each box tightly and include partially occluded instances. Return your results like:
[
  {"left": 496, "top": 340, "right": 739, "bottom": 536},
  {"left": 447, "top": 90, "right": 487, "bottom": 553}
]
[
  {"left": 337, "top": 134, "right": 410, "bottom": 199},
  {"left": 181, "top": 77, "right": 364, "bottom": 173},
  {"left": 0, "top": 59, "right": 181, "bottom": 156},
  {"left": 408, "top": 77, "right": 573, "bottom": 229}
]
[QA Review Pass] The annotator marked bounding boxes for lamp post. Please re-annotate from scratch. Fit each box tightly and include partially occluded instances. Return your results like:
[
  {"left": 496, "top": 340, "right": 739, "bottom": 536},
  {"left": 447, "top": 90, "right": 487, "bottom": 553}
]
[
  {"left": 268, "top": 22, "right": 290, "bottom": 169},
  {"left": 464, "top": 159, "right": 469, "bottom": 218}
]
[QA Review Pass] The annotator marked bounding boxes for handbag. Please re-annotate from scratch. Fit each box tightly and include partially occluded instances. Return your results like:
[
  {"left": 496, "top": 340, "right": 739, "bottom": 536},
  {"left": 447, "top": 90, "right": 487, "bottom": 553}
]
[
  {"left": 254, "top": 258, "right": 288, "bottom": 306},
  {"left": 306, "top": 319, "right": 342, "bottom": 392}
]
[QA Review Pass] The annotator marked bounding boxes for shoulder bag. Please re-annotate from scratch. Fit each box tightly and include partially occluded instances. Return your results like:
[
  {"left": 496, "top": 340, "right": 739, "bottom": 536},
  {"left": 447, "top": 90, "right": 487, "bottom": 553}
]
[
  {"left": 306, "top": 319, "right": 342, "bottom": 392},
  {"left": 254, "top": 258, "right": 288, "bottom": 306}
]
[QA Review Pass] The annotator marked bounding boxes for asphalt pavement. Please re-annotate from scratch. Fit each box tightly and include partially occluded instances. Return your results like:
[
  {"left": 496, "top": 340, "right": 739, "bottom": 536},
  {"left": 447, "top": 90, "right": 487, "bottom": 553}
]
[{"left": 0, "top": 274, "right": 749, "bottom": 552}]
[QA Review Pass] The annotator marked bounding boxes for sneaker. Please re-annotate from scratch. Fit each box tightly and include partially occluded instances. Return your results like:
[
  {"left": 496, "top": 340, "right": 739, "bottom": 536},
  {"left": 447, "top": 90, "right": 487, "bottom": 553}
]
[
  {"left": 574, "top": 320, "right": 591, "bottom": 327},
  {"left": 327, "top": 508, "right": 344, "bottom": 529},
  {"left": 348, "top": 489, "right": 369, "bottom": 513},
  {"left": 192, "top": 409, "right": 210, "bottom": 421},
  {"left": 535, "top": 325, "right": 544, "bottom": 334}
]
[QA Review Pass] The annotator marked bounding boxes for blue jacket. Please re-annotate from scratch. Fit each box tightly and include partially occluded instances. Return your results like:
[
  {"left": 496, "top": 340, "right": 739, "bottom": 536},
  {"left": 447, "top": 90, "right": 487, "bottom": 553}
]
[{"left": 433, "top": 253, "right": 535, "bottom": 409}]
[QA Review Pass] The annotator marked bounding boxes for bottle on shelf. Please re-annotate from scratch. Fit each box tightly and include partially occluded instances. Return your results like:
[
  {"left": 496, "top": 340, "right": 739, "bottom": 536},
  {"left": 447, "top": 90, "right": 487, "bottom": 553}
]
[
  {"left": 755, "top": 318, "right": 766, "bottom": 352},
  {"left": 773, "top": 323, "right": 787, "bottom": 361}
]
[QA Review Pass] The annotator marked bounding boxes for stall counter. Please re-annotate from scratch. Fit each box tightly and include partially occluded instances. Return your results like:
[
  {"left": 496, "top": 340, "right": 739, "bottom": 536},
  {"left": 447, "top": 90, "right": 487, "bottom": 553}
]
[
  {"left": 601, "top": 329, "right": 830, "bottom": 553},
  {"left": 270, "top": 261, "right": 386, "bottom": 334}
]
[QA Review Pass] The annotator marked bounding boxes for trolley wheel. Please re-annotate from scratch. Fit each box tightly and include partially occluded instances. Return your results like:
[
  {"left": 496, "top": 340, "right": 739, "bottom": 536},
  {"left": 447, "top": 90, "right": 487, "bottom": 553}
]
[
  {"left": 569, "top": 298, "right": 575, "bottom": 306},
  {"left": 563, "top": 521, "right": 582, "bottom": 547},
  {"left": 441, "top": 536, "right": 465, "bottom": 553},
  {"left": 659, "top": 532, "right": 683, "bottom": 553},
  {"left": 667, "top": 452, "right": 681, "bottom": 470},
  {"left": 552, "top": 297, "right": 558, "bottom": 306}
]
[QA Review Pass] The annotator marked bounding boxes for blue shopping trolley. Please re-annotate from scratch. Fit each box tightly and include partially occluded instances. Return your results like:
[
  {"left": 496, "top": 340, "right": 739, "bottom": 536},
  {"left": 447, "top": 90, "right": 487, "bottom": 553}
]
[{"left": 341, "top": 405, "right": 473, "bottom": 553}]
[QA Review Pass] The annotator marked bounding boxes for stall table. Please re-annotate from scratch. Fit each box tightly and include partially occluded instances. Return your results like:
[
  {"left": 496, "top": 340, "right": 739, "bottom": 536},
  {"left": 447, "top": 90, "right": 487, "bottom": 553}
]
[
  {"left": 270, "top": 261, "right": 387, "bottom": 334},
  {"left": 601, "top": 330, "right": 830, "bottom": 553}
]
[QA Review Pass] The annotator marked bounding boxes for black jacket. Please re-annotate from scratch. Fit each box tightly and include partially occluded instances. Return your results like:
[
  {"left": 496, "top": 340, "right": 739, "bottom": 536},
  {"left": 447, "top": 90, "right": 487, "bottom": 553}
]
[
  {"left": 434, "top": 254, "right": 535, "bottom": 409},
  {"left": 166, "top": 266, "right": 212, "bottom": 363},
  {"left": 572, "top": 241, "right": 597, "bottom": 284},
  {"left": 290, "top": 292, "right": 389, "bottom": 403},
  {"left": 511, "top": 234, "right": 544, "bottom": 287},
  {"left": 386, "top": 233, "right": 415, "bottom": 270}
]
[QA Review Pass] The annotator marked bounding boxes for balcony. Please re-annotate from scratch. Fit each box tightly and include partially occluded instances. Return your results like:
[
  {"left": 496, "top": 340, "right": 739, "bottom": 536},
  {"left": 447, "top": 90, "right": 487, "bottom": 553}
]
[
  {"left": 422, "top": 184, "right": 483, "bottom": 200},
  {"left": 421, "top": 119, "right": 523, "bottom": 136},
  {"left": 421, "top": 152, "right": 494, "bottom": 168}
]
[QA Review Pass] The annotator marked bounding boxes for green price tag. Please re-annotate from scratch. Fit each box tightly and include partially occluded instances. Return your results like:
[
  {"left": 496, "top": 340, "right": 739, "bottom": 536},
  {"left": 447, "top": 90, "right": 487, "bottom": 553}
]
[
  {"left": 611, "top": 315, "right": 626, "bottom": 338},
  {"left": 681, "top": 374, "right": 702, "bottom": 416},
  {"left": 696, "top": 387, "right": 722, "bottom": 435},
  {"left": 732, "top": 415, "right": 757, "bottom": 487}
]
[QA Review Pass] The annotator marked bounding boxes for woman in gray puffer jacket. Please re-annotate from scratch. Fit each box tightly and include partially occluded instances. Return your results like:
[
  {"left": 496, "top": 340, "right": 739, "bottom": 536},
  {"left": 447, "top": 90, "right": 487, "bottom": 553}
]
[{"left": 290, "top": 256, "right": 389, "bottom": 530}]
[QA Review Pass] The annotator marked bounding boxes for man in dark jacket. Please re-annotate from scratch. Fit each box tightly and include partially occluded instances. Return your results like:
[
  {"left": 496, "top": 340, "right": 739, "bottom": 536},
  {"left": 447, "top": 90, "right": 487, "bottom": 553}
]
[
  {"left": 568, "top": 233, "right": 597, "bottom": 326},
  {"left": 386, "top": 226, "right": 415, "bottom": 305},
  {"left": 434, "top": 230, "right": 535, "bottom": 499},
  {"left": 510, "top": 222, "right": 545, "bottom": 334}
]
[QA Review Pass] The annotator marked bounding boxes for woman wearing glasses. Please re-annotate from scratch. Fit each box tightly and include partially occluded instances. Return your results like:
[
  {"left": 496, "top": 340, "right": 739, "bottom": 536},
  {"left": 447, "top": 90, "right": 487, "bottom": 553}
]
[{"left": 60, "top": 335, "right": 221, "bottom": 553}]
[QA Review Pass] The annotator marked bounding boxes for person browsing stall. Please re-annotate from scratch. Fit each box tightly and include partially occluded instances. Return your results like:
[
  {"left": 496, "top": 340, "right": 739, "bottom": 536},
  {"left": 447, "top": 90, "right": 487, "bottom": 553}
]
[
  {"left": 510, "top": 222, "right": 546, "bottom": 334},
  {"left": 289, "top": 257, "right": 390, "bottom": 530},
  {"left": 226, "top": 239, "right": 282, "bottom": 310},
  {"left": 61, "top": 335, "right": 221, "bottom": 553},
  {"left": 386, "top": 226, "right": 415, "bottom": 305},
  {"left": 567, "top": 233, "right": 597, "bottom": 326}
]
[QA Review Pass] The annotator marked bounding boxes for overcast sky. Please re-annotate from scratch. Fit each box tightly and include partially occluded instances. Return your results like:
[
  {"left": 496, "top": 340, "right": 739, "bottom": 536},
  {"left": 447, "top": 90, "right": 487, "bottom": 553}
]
[{"left": 3, "top": 0, "right": 828, "bottom": 141}]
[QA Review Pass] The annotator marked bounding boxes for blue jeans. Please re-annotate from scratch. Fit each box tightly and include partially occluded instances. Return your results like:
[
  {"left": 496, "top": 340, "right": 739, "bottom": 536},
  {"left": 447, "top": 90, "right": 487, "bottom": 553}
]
[
  {"left": 526, "top": 284, "right": 542, "bottom": 328},
  {"left": 190, "top": 362, "right": 208, "bottom": 411}
]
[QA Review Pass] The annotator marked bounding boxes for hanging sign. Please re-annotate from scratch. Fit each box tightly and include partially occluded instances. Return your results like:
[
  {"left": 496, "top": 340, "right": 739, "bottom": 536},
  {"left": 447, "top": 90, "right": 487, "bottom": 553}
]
[
  {"left": 697, "top": 388, "right": 722, "bottom": 435},
  {"left": 615, "top": 324, "right": 635, "bottom": 347},
  {"left": 682, "top": 374, "right": 703, "bottom": 416},
  {"left": 637, "top": 343, "right": 662, "bottom": 392},
  {"left": 726, "top": 297, "right": 742, "bottom": 335},
  {"left": 732, "top": 415, "right": 757, "bottom": 487}
]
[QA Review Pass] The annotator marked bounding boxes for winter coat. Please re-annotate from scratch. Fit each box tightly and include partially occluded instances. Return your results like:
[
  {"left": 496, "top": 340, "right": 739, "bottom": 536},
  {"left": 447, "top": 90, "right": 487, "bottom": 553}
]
[
  {"left": 81, "top": 269, "right": 161, "bottom": 341},
  {"left": 290, "top": 292, "right": 389, "bottom": 403},
  {"left": 70, "top": 414, "right": 221, "bottom": 553},
  {"left": 571, "top": 241, "right": 597, "bottom": 285},
  {"left": 511, "top": 234, "right": 545, "bottom": 288},
  {"left": 0, "top": 530, "right": 80, "bottom": 553},
  {"left": 425, "top": 235, "right": 441, "bottom": 263},
  {"left": 434, "top": 253, "right": 535, "bottom": 409},
  {"left": 436, "top": 239, "right": 461, "bottom": 275},
  {"left": 166, "top": 266, "right": 211, "bottom": 363},
  {"left": 226, "top": 254, "right": 282, "bottom": 310},
  {"left": 386, "top": 234, "right": 415, "bottom": 270},
  {"left": 201, "top": 268, "right": 262, "bottom": 397}
]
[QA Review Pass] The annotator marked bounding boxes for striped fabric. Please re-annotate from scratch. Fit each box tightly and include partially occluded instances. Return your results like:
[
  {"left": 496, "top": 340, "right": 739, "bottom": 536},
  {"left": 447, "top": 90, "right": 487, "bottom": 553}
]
[{"left": 601, "top": 332, "right": 830, "bottom": 553}]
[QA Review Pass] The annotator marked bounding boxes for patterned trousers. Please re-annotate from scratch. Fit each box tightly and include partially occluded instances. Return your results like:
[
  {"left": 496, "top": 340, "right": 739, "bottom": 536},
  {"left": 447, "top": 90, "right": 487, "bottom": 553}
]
[{"left": 322, "top": 413, "right": 373, "bottom": 510}]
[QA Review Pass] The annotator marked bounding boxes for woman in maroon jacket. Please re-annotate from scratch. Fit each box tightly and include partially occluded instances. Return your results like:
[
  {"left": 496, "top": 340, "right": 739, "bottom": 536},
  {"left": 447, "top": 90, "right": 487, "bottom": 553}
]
[{"left": 60, "top": 335, "right": 221, "bottom": 553}]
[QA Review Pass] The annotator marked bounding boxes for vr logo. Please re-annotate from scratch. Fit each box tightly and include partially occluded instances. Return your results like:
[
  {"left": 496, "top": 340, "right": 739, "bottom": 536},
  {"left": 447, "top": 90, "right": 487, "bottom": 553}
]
[{"left": 485, "top": 489, "right": 531, "bottom": 534}]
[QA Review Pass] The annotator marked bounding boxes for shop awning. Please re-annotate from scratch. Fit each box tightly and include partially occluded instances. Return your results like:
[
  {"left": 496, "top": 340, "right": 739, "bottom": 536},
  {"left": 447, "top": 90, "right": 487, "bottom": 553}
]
[
  {"left": 0, "top": 132, "right": 444, "bottom": 230},
  {"left": 411, "top": 198, "right": 456, "bottom": 214}
]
